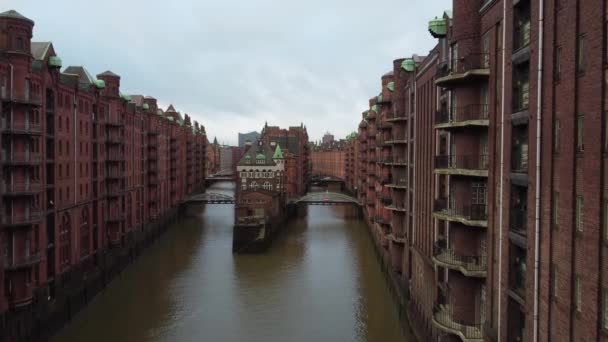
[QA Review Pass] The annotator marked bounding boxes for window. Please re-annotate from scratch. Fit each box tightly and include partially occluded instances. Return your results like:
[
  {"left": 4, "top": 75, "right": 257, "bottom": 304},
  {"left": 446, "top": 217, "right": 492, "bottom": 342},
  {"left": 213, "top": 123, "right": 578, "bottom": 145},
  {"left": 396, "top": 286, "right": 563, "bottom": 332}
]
[
  {"left": 551, "top": 263, "right": 558, "bottom": 299},
  {"left": 576, "top": 196, "right": 584, "bottom": 233},
  {"left": 16, "top": 37, "right": 24, "bottom": 51},
  {"left": 574, "top": 274, "right": 582, "bottom": 312},
  {"left": 553, "top": 192, "right": 559, "bottom": 228},
  {"left": 553, "top": 119, "right": 560, "bottom": 153},
  {"left": 555, "top": 46, "right": 562, "bottom": 81},
  {"left": 577, "top": 115, "right": 584, "bottom": 152},
  {"left": 577, "top": 34, "right": 586, "bottom": 74}
]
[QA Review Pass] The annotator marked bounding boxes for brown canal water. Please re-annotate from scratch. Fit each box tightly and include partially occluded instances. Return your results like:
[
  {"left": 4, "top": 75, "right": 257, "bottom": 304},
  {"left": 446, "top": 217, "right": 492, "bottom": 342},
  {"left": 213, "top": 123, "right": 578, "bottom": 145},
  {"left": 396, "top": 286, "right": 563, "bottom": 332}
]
[{"left": 52, "top": 182, "right": 411, "bottom": 342}]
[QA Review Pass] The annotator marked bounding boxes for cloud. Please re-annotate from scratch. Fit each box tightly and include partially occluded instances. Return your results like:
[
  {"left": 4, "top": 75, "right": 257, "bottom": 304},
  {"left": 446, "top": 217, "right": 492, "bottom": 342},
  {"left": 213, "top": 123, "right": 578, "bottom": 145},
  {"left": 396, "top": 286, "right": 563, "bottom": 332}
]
[{"left": 6, "top": 0, "right": 451, "bottom": 145}]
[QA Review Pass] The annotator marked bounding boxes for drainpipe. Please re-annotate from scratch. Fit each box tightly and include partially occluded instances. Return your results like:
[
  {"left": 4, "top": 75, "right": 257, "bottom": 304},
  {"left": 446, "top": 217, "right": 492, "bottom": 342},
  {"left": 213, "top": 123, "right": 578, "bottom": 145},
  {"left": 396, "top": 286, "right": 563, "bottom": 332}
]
[
  {"left": 533, "top": 0, "right": 545, "bottom": 341},
  {"left": 412, "top": 70, "right": 417, "bottom": 247},
  {"left": 497, "top": 0, "right": 507, "bottom": 339}
]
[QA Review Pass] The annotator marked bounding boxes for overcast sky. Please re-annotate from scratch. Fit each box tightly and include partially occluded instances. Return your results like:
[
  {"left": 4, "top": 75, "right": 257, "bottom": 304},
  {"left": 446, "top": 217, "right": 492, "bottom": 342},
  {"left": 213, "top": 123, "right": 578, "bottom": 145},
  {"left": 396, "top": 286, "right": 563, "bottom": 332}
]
[{"left": 6, "top": 0, "right": 451, "bottom": 145}]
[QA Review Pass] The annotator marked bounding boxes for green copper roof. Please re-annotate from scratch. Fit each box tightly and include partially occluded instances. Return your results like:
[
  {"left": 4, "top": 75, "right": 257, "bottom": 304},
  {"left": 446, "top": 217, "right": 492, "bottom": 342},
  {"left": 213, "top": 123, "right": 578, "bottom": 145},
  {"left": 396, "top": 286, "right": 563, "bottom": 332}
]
[
  {"left": 245, "top": 155, "right": 251, "bottom": 159},
  {"left": 377, "top": 94, "right": 383, "bottom": 102},
  {"left": 402, "top": 58, "right": 416, "bottom": 72},
  {"left": 120, "top": 93, "right": 131, "bottom": 102},
  {"left": 143, "top": 103, "right": 150, "bottom": 110},
  {"left": 48, "top": 56, "right": 62, "bottom": 68},
  {"left": 94, "top": 79, "right": 105, "bottom": 89},
  {"left": 167, "top": 117, "right": 175, "bottom": 122},
  {"left": 256, "top": 153, "right": 266, "bottom": 160},
  {"left": 429, "top": 17, "right": 447, "bottom": 38},
  {"left": 273, "top": 144, "right": 283, "bottom": 159},
  {"left": 387, "top": 82, "right": 395, "bottom": 92},
  {"left": 371, "top": 104, "right": 378, "bottom": 113}
]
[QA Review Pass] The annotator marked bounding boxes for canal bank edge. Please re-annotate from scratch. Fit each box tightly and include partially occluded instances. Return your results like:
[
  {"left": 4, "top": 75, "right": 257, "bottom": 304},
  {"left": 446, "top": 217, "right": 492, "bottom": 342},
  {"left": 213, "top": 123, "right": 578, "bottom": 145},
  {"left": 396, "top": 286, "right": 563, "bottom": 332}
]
[
  {"left": 0, "top": 207, "right": 180, "bottom": 342},
  {"left": 363, "top": 213, "right": 420, "bottom": 342}
]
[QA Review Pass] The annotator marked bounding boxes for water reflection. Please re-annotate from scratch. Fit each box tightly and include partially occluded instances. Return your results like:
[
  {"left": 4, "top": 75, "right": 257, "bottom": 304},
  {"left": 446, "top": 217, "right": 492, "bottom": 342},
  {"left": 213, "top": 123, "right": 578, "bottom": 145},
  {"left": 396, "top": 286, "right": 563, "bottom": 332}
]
[{"left": 52, "top": 182, "right": 409, "bottom": 342}]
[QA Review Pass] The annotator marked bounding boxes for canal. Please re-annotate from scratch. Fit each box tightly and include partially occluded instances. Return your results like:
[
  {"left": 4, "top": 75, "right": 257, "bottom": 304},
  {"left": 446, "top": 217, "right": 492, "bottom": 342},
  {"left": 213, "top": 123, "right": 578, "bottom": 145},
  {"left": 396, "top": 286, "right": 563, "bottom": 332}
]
[{"left": 52, "top": 182, "right": 411, "bottom": 342}]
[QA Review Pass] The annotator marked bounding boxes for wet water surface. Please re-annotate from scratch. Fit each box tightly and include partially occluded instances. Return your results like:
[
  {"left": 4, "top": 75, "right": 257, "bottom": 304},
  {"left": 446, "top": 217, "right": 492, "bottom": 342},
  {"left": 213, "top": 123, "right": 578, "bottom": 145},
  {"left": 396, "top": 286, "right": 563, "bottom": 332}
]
[{"left": 52, "top": 182, "right": 410, "bottom": 342}]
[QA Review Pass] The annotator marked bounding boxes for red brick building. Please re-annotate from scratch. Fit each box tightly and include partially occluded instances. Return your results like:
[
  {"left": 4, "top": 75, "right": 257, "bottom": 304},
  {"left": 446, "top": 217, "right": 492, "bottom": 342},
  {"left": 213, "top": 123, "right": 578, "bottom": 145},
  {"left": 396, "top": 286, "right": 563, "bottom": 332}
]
[
  {"left": 310, "top": 146, "right": 346, "bottom": 179},
  {"left": 0, "top": 10, "right": 207, "bottom": 340},
  {"left": 260, "top": 123, "right": 310, "bottom": 199},
  {"left": 346, "top": 0, "right": 608, "bottom": 341}
]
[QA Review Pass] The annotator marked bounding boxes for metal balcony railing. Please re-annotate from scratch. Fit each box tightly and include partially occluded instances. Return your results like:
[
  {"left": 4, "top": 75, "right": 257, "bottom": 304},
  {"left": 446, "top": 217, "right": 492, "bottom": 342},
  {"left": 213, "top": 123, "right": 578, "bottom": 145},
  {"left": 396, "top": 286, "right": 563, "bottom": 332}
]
[
  {"left": 1, "top": 182, "right": 42, "bottom": 194},
  {"left": 0, "top": 92, "right": 42, "bottom": 105},
  {"left": 1, "top": 212, "right": 43, "bottom": 225},
  {"left": 433, "top": 242, "right": 487, "bottom": 274},
  {"left": 1, "top": 122, "right": 43, "bottom": 134},
  {"left": 434, "top": 198, "right": 488, "bottom": 221},
  {"left": 435, "top": 104, "right": 489, "bottom": 125},
  {"left": 436, "top": 53, "right": 490, "bottom": 79},
  {"left": 435, "top": 154, "right": 489, "bottom": 171},
  {"left": 433, "top": 303, "right": 484, "bottom": 340},
  {"left": 0, "top": 152, "right": 42, "bottom": 164},
  {"left": 4, "top": 253, "right": 41, "bottom": 270}
]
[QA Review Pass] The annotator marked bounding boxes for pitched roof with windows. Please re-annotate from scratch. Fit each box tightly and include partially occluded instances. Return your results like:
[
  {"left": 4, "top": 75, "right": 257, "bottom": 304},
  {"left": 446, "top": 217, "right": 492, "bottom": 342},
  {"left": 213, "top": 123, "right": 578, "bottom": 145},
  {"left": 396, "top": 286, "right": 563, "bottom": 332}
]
[{"left": 238, "top": 141, "right": 276, "bottom": 166}]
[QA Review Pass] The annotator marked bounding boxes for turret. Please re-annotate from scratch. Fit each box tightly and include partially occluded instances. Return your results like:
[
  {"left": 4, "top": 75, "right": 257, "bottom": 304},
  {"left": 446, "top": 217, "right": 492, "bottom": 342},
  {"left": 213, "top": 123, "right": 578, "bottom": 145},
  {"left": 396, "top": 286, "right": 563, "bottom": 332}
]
[
  {"left": 0, "top": 10, "right": 34, "bottom": 54},
  {"left": 97, "top": 71, "right": 120, "bottom": 97}
]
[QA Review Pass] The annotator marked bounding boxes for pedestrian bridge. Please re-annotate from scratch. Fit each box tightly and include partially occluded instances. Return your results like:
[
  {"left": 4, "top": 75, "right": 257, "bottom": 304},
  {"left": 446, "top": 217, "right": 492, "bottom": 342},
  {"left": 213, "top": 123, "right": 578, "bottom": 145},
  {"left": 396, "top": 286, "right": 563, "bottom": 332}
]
[
  {"left": 291, "top": 192, "right": 360, "bottom": 205},
  {"left": 183, "top": 192, "right": 235, "bottom": 204}
]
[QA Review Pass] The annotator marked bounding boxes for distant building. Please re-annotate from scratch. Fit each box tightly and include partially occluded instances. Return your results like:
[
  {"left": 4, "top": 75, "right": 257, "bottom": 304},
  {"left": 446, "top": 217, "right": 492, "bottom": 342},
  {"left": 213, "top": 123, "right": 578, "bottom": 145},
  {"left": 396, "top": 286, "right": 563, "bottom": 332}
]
[
  {"left": 260, "top": 123, "right": 310, "bottom": 198},
  {"left": 219, "top": 146, "right": 233, "bottom": 173},
  {"left": 321, "top": 132, "right": 334, "bottom": 145},
  {"left": 238, "top": 131, "right": 260, "bottom": 147}
]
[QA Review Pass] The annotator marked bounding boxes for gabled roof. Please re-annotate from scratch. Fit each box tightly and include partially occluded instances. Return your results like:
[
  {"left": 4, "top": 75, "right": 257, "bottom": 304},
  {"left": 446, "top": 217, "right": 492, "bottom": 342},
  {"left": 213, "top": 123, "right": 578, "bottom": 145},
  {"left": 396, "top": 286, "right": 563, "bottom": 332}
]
[
  {"left": 0, "top": 10, "right": 34, "bottom": 24},
  {"left": 98, "top": 70, "right": 119, "bottom": 77},
  {"left": 129, "top": 95, "right": 145, "bottom": 107},
  {"left": 31, "top": 42, "right": 51, "bottom": 61},
  {"left": 273, "top": 144, "right": 284, "bottom": 159},
  {"left": 166, "top": 104, "right": 176, "bottom": 113},
  {"left": 238, "top": 141, "right": 276, "bottom": 166},
  {"left": 63, "top": 66, "right": 95, "bottom": 85}
]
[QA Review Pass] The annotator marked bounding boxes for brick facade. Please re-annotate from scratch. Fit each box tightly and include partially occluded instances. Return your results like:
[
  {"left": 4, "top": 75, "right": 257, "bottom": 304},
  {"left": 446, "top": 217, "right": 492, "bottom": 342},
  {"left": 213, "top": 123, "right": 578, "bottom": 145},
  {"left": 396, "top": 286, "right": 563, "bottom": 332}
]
[{"left": 0, "top": 10, "right": 207, "bottom": 327}]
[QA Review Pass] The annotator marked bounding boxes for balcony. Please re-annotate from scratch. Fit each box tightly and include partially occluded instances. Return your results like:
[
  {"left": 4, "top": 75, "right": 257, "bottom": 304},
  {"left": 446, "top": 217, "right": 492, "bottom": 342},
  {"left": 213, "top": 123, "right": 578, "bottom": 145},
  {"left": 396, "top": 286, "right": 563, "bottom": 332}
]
[
  {"left": 434, "top": 198, "right": 488, "bottom": 227},
  {"left": 106, "top": 169, "right": 124, "bottom": 179},
  {"left": 105, "top": 118, "right": 125, "bottom": 127},
  {"left": 387, "top": 134, "right": 407, "bottom": 144},
  {"left": 1, "top": 212, "right": 43, "bottom": 227},
  {"left": 386, "top": 204, "right": 407, "bottom": 212},
  {"left": 106, "top": 153, "right": 125, "bottom": 162},
  {"left": 1, "top": 182, "right": 42, "bottom": 196},
  {"left": 4, "top": 252, "right": 41, "bottom": 271},
  {"left": 105, "top": 213, "right": 125, "bottom": 223},
  {"left": 436, "top": 53, "right": 490, "bottom": 87},
  {"left": 386, "top": 112, "right": 408, "bottom": 122},
  {"left": 0, "top": 93, "right": 42, "bottom": 106},
  {"left": 105, "top": 135, "right": 123, "bottom": 145},
  {"left": 434, "top": 154, "right": 489, "bottom": 177},
  {"left": 433, "top": 242, "right": 487, "bottom": 277},
  {"left": 374, "top": 215, "right": 391, "bottom": 226},
  {"left": 386, "top": 179, "right": 407, "bottom": 189},
  {"left": 1, "top": 122, "right": 43, "bottom": 135},
  {"left": 0, "top": 152, "right": 42, "bottom": 165},
  {"left": 384, "top": 157, "right": 408, "bottom": 166},
  {"left": 435, "top": 105, "right": 489, "bottom": 129},
  {"left": 432, "top": 304, "right": 484, "bottom": 342}
]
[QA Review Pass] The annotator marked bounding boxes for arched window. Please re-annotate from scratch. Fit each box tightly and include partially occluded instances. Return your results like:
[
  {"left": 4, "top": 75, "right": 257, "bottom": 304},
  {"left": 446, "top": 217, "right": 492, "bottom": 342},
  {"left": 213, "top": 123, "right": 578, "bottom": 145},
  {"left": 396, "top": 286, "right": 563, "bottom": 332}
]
[
  {"left": 263, "top": 182, "right": 272, "bottom": 190},
  {"left": 250, "top": 181, "right": 258, "bottom": 190},
  {"left": 80, "top": 207, "right": 89, "bottom": 257},
  {"left": 59, "top": 213, "right": 71, "bottom": 267}
]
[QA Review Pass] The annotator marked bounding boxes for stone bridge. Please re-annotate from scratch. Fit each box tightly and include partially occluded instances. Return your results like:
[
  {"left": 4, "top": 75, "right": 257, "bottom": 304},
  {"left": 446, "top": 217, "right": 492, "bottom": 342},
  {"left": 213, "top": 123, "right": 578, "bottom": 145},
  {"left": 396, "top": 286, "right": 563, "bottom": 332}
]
[
  {"left": 183, "top": 192, "right": 235, "bottom": 204},
  {"left": 291, "top": 192, "right": 360, "bottom": 205}
]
